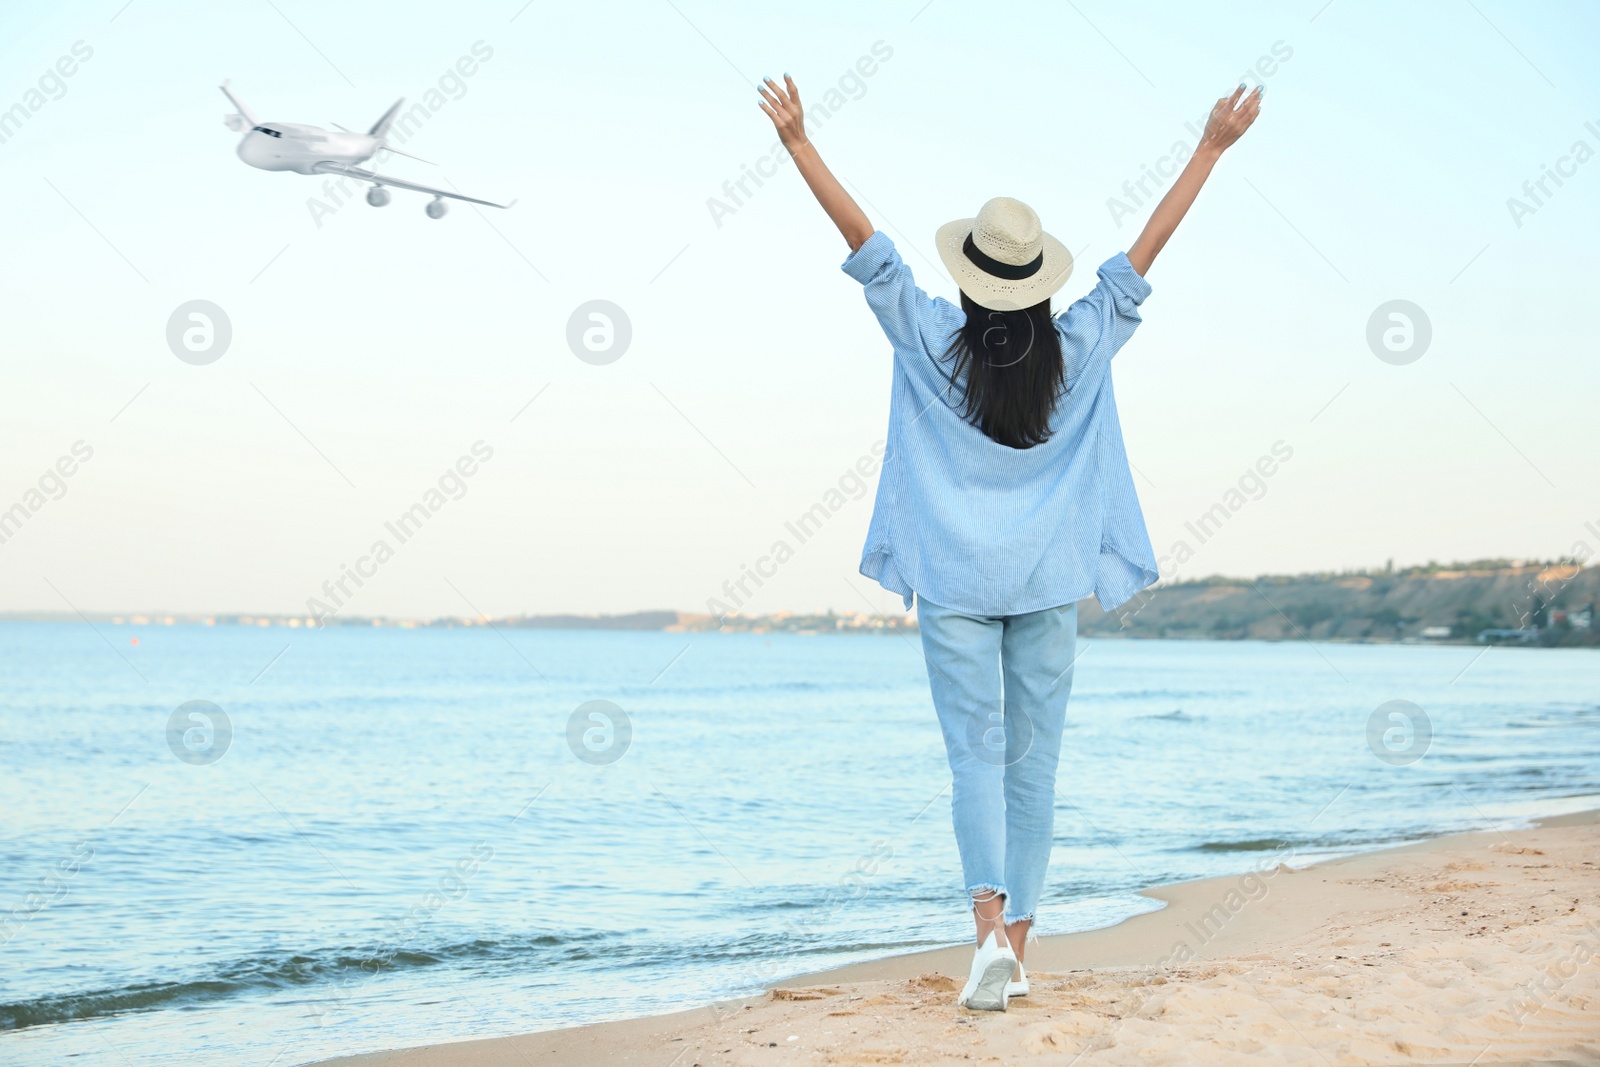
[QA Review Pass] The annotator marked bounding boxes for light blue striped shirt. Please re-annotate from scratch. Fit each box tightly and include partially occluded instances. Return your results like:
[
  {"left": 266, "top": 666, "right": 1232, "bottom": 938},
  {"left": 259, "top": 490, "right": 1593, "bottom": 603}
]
[{"left": 841, "top": 230, "right": 1158, "bottom": 616}]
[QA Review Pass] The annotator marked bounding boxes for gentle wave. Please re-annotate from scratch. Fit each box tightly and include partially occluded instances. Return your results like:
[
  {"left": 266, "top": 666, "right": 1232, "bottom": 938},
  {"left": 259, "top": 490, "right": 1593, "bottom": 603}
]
[
  {"left": 0, "top": 926, "right": 944, "bottom": 1031},
  {"left": 1188, "top": 827, "right": 1448, "bottom": 855},
  {"left": 1193, "top": 837, "right": 1295, "bottom": 853},
  {"left": 0, "top": 937, "right": 557, "bottom": 1030}
]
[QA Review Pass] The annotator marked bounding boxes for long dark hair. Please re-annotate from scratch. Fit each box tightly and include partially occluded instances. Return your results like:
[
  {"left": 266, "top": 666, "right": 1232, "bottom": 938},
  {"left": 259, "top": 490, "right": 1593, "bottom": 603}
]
[{"left": 942, "top": 292, "right": 1065, "bottom": 449}]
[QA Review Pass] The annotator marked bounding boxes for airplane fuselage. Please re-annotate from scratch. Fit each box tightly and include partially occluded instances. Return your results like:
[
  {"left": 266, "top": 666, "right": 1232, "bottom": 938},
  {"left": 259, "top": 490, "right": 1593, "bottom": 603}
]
[
  {"left": 219, "top": 83, "right": 511, "bottom": 214},
  {"left": 237, "top": 123, "right": 380, "bottom": 175}
]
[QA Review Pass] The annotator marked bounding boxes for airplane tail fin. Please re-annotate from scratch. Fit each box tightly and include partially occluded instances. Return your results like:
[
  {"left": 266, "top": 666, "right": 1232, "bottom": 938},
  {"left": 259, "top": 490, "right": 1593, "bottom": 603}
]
[
  {"left": 369, "top": 98, "right": 404, "bottom": 138},
  {"left": 220, "top": 80, "right": 258, "bottom": 126}
]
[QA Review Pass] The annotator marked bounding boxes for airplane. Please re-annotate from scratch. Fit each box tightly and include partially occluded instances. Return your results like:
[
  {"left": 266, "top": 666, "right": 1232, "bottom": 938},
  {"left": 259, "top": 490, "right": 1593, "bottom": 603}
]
[{"left": 219, "top": 81, "right": 513, "bottom": 218}]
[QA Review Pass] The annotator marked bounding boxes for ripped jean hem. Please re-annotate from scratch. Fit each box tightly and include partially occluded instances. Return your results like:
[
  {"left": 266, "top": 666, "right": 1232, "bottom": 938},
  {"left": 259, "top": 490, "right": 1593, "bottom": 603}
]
[
  {"left": 967, "top": 883, "right": 1007, "bottom": 909},
  {"left": 967, "top": 887, "right": 1037, "bottom": 927}
]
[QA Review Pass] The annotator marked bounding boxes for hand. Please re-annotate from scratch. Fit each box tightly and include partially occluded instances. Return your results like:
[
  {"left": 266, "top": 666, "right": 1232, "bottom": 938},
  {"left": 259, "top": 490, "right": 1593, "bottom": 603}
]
[
  {"left": 1199, "top": 84, "right": 1262, "bottom": 156},
  {"left": 757, "top": 75, "right": 808, "bottom": 153},
  {"left": 755, "top": 71, "right": 873, "bottom": 250},
  {"left": 1127, "top": 84, "right": 1261, "bottom": 275}
]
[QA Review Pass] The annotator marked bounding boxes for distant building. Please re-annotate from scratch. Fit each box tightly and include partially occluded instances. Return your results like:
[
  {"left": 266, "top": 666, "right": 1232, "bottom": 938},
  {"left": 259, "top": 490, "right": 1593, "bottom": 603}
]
[
  {"left": 1419, "top": 625, "right": 1453, "bottom": 640},
  {"left": 1477, "top": 628, "right": 1539, "bottom": 645}
]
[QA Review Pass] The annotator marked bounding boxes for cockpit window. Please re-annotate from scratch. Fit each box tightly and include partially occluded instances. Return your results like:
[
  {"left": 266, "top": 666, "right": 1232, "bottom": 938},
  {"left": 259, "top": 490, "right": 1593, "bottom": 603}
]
[{"left": 251, "top": 126, "right": 282, "bottom": 138}]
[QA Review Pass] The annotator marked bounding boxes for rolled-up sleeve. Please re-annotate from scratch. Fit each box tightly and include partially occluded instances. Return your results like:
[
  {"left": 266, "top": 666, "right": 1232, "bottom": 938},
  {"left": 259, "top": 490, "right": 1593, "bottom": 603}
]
[
  {"left": 842, "top": 231, "right": 944, "bottom": 357},
  {"left": 1056, "top": 253, "right": 1153, "bottom": 382}
]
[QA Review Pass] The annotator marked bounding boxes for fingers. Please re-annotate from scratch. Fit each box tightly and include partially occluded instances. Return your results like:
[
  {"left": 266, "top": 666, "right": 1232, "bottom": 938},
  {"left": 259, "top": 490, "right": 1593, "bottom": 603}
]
[
  {"left": 761, "top": 75, "right": 791, "bottom": 108},
  {"left": 759, "top": 74, "right": 807, "bottom": 139},
  {"left": 757, "top": 75, "right": 801, "bottom": 137},
  {"left": 1228, "top": 83, "right": 1246, "bottom": 109}
]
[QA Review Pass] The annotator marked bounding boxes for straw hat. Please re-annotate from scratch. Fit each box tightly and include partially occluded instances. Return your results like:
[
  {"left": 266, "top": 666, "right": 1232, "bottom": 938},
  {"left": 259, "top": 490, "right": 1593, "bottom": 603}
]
[{"left": 935, "top": 197, "right": 1073, "bottom": 312}]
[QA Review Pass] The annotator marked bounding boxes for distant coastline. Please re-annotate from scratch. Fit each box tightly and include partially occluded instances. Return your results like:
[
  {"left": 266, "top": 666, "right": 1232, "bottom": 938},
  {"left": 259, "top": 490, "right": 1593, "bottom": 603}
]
[
  {"left": 4, "top": 558, "right": 1594, "bottom": 646},
  {"left": 0, "top": 606, "right": 913, "bottom": 635},
  {"left": 1081, "top": 557, "right": 1598, "bottom": 647}
]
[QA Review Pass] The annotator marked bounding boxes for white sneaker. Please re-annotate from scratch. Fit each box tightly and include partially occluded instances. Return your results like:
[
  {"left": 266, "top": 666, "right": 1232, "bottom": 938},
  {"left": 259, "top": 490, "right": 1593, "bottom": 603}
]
[
  {"left": 1006, "top": 961, "right": 1029, "bottom": 999},
  {"left": 958, "top": 927, "right": 1015, "bottom": 1011}
]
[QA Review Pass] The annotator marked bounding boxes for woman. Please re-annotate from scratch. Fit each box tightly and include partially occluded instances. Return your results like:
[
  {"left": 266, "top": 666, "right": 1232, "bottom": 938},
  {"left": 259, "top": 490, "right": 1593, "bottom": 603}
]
[{"left": 759, "top": 76, "right": 1261, "bottom": 1011}]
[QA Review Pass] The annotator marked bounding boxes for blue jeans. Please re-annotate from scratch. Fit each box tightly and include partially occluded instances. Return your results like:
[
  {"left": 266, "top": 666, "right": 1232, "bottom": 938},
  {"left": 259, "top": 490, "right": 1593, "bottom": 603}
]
[{"left": 917, "top": 595, "right": 1078, "bottom": 926}]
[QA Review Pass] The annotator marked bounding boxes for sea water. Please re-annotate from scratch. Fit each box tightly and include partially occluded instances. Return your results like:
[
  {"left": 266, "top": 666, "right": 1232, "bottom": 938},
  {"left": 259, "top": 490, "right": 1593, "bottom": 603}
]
[{"left": 2, "top": 622, "right": 1596, "bottom": 1065}]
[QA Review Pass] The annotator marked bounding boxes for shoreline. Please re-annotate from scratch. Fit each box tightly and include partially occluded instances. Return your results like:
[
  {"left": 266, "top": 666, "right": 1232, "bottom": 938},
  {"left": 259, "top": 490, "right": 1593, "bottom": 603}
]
[
  {"left": 309, "top": 809, "right": 1600, "bottom": 1066},
  {"left": 4, "top": 614, "right": 1592, "bottom": 648}
]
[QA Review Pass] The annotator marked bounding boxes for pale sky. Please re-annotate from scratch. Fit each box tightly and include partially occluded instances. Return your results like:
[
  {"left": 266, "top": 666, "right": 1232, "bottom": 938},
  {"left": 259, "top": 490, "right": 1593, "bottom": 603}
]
[{"left": 1, "top": 0, "right": 1597, "bottom": 620}]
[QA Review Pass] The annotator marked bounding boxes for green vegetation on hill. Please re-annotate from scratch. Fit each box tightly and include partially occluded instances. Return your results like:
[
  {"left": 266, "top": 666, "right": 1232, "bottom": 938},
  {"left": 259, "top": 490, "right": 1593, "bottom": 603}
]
[{"left": 1078, "top": 559, "right": 1599, "bottom": 645}]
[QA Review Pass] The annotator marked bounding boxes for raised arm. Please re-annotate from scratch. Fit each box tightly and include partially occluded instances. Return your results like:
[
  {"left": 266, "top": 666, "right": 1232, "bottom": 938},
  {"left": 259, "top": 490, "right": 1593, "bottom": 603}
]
[
  {"left": 1126, "top": 84, "right": 1263, "bottom": 277},
  {"left": 758, "top": 75, "right": 874, "bottom": 252}
]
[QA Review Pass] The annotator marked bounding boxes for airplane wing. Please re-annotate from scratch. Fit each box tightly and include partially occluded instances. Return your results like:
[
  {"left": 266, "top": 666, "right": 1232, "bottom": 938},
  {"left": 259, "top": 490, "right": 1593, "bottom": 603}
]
[
  {"left": 310, "top": 161, "right": 515, "bottom": 209},
  {"left": 219, "top": 80, "right": 258, "bottom": 125}
]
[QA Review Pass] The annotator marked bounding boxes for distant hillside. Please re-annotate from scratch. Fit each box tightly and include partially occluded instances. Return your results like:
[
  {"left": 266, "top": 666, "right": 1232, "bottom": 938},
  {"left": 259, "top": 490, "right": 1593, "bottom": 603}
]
[
  {"left": 3, "top": 560, "right": 1594, "bottom": 644},
  {"left": 1078, "top": 560, "right": 1599, "bottom": 645}
]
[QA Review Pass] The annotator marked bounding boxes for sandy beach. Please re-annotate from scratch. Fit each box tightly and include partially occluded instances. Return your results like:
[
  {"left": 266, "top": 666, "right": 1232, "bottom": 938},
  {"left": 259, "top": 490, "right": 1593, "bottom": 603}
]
[{"left": 311, "top": 809, "right": 1600, "bottom": 1067}]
